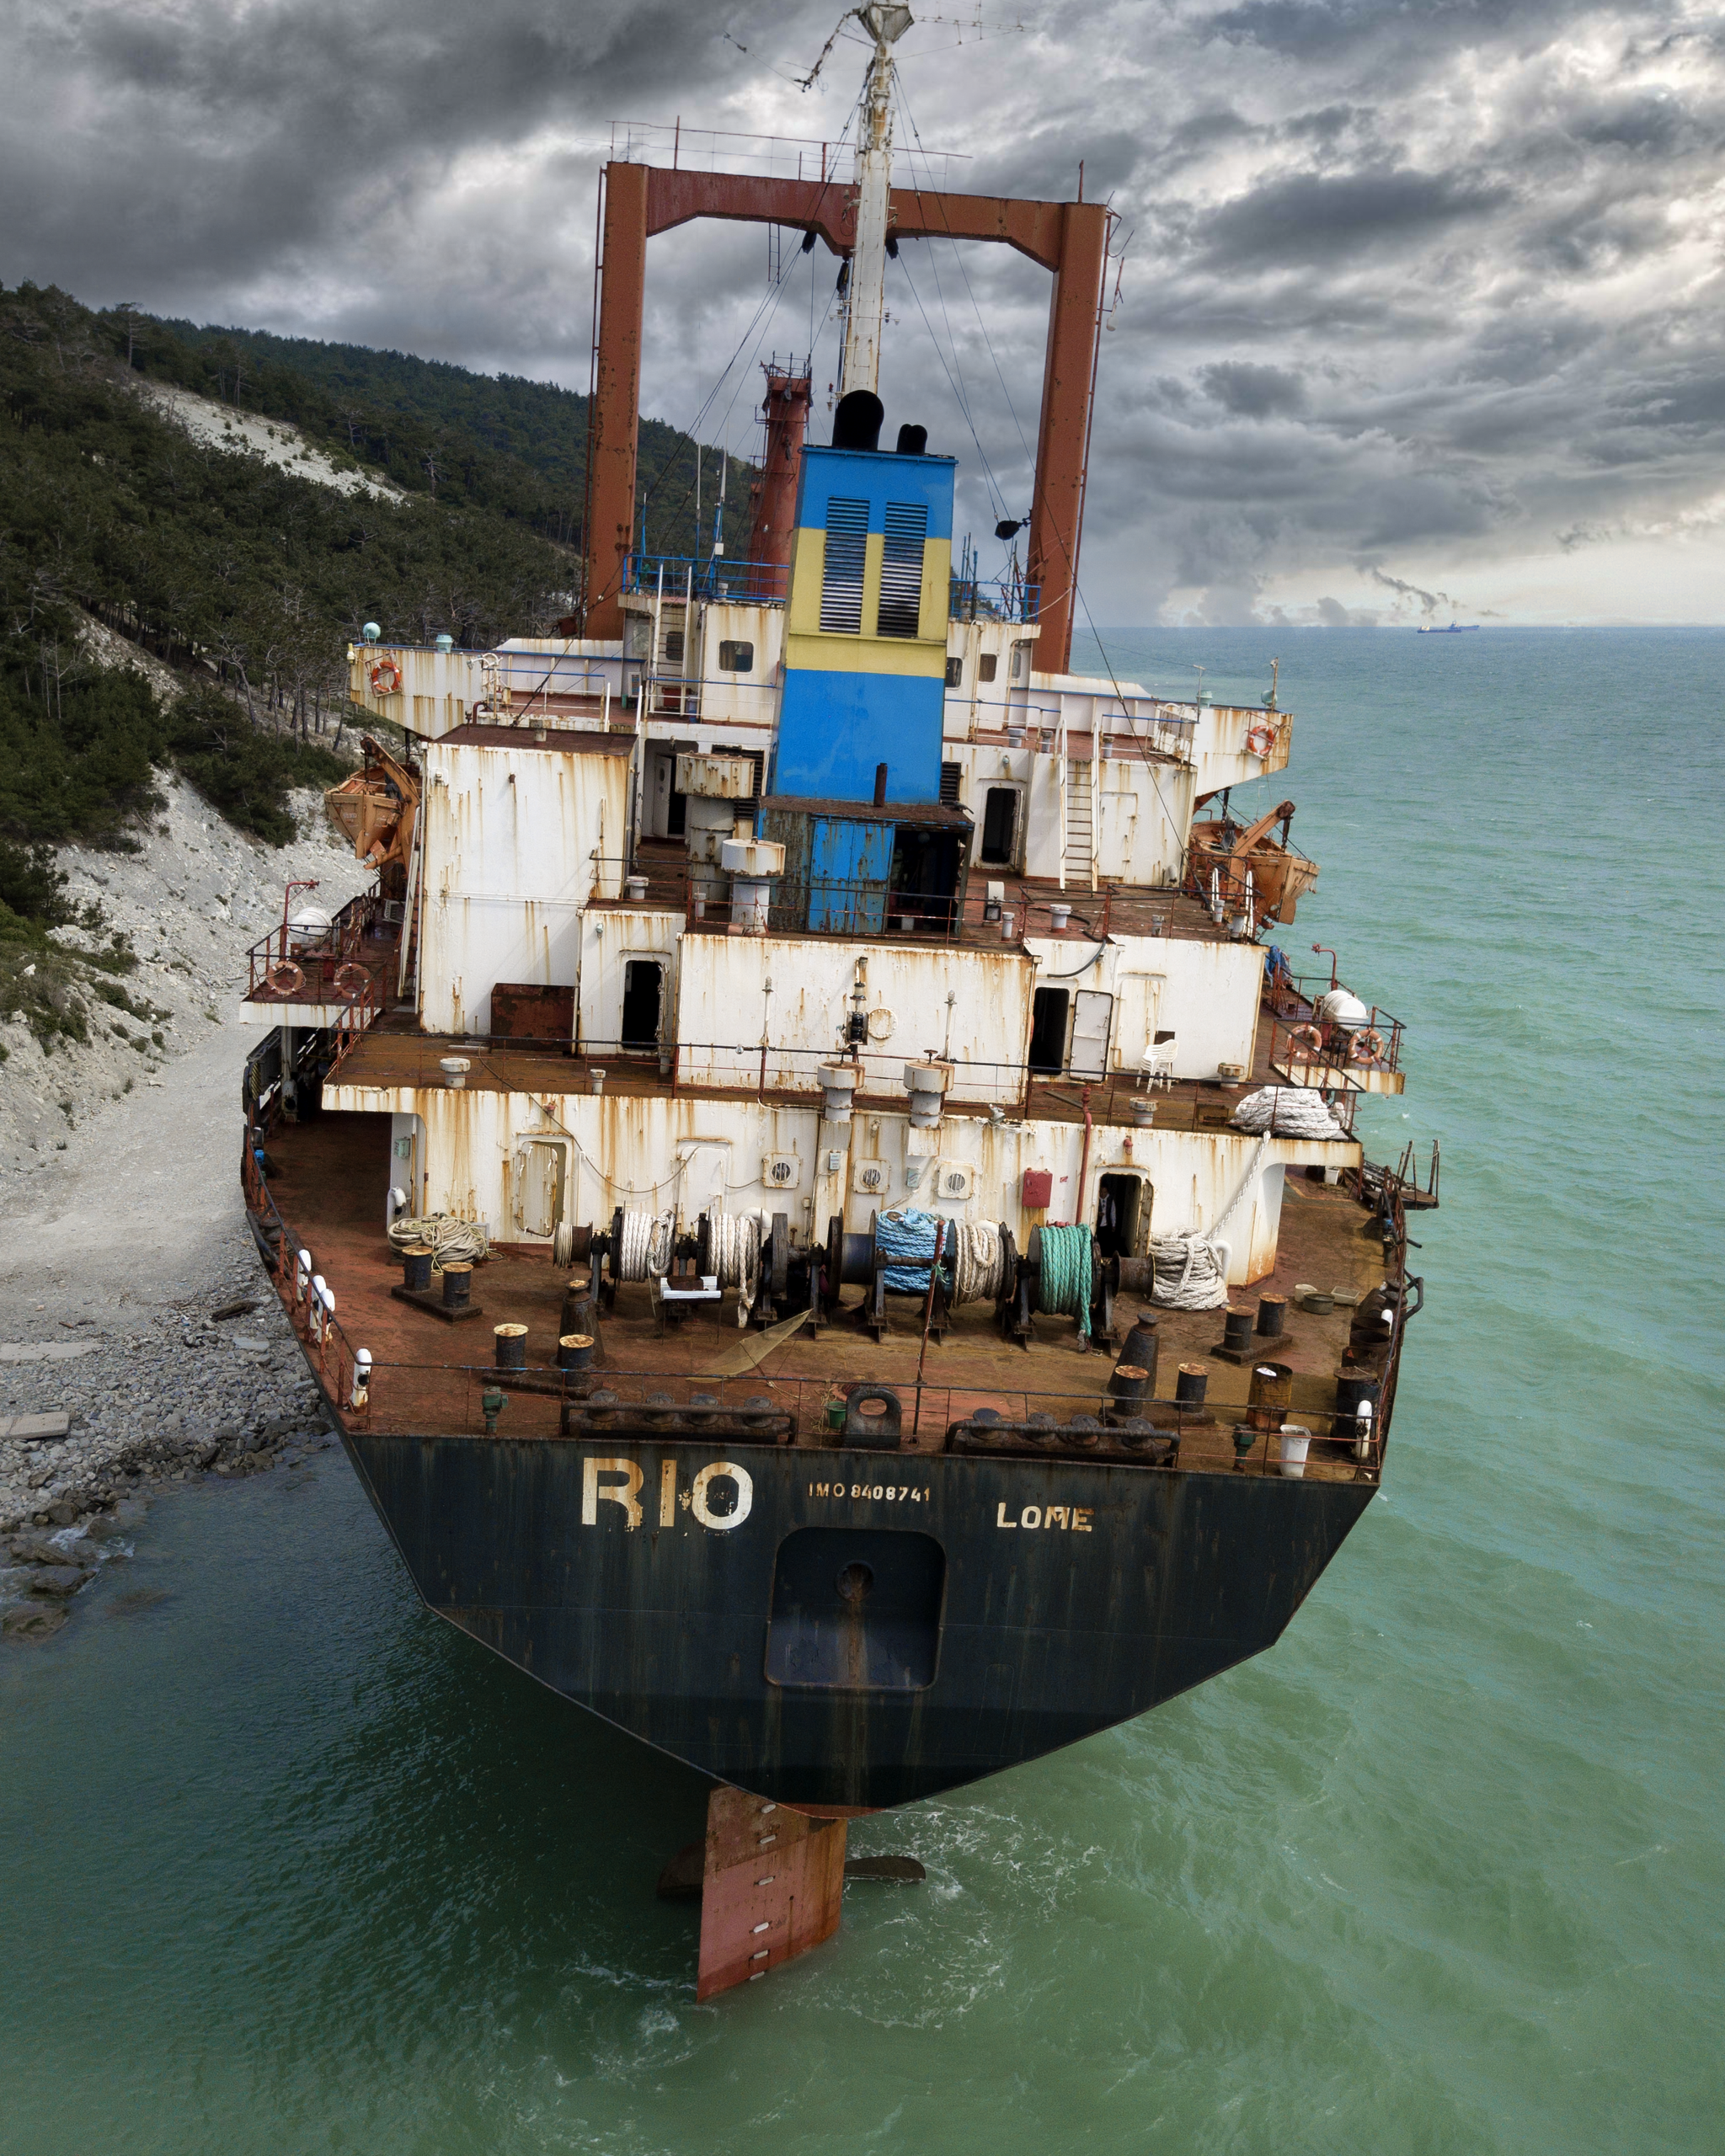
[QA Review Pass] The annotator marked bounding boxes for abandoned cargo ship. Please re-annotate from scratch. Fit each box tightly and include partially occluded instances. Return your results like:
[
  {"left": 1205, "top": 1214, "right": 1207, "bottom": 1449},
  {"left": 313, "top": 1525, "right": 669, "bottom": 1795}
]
[{"left": 239, "top": 7, "right": 1430, "bottom": 1999}]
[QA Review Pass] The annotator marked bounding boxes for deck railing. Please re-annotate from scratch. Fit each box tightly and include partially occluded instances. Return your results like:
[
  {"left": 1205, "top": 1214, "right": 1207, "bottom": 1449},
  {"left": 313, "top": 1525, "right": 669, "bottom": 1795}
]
[
  {"left": 1263, "top": 969, "right": 1405, "bottom": 1086},
  {"left": 244, "top": 887, "right": 386, "bottom": 998},
  {"left": 948, "top": 574, "right": 1039, "bottom": 625},
  {"left": 596, "top": 856, "right": 1189, "bottom": 947},
  {"left": 626, "top": 552, "right": 789, "bottom": 604},
  {"left": 242, "top": 1144, "right": 371, "bottom": 1422}
]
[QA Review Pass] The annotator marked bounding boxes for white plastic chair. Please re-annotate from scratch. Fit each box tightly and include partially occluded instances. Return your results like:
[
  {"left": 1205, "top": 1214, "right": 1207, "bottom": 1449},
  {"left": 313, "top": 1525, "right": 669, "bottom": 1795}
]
[{"left": 1138, "top": 1032, "right": 1177, "bottom": 1091}]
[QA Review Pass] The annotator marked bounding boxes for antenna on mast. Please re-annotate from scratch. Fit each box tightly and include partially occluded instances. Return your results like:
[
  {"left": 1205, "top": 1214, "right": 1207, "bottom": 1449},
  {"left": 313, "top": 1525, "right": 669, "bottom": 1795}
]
[{"left": 836, "top": 5, "right": 913, "bottom": 400}]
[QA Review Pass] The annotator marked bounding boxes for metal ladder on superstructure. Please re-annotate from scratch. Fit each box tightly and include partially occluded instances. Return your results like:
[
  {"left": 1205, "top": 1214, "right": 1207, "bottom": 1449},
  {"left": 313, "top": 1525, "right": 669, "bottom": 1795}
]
[{"left": 1064, "top": 755, "right": 1096, "bottom": 889}]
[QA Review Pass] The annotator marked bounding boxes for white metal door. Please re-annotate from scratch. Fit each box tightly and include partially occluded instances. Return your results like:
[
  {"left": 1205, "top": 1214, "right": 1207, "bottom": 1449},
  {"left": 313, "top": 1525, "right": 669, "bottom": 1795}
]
[
  {"left": 515, "top": 1139, "right": 568, "bottom": 1238},
  {"left": 1070, "top": 989, "right": 1114, "bottom": 1079},
  {"left": 1113, "top": 972, "right": 1167, "bottom": 1070},
  {"left": 677, "top": 1140, "right": 731, "bottom": 1218}
]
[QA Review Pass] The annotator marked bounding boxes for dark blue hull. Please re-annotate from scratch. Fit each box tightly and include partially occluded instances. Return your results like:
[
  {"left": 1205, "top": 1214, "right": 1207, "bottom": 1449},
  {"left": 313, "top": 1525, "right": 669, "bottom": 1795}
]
[{"left": 343, "top": 1430, "right": 1374, "bottom": 1809}]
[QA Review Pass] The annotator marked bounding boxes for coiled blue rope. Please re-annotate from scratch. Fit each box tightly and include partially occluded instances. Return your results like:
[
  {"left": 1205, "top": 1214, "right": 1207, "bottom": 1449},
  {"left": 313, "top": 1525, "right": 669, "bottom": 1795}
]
[
  {"left": 876, "top": 1208, "right": 952, "bottom": 1294},
  {"left": 1038, "top": 1222, "right": 1095, "bottom": 1340}
]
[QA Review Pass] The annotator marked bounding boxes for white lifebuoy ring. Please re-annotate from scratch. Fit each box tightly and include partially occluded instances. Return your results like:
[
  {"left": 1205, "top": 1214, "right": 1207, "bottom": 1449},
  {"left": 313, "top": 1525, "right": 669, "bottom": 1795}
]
[
  {"left": 370, "top": 659, "right": 401, "bottom": 696},
  {"left": 333, "top": 962, "right": 371, "bottom": 1001},
  {"left": 266, "top": 959, "right": 305, "bottom": 995},
  {"left": 1246, "top": 721, "right": 1277, "bottom": 758},
  {"left": 1350, "top": 1026, "right": 1387, "bottom": 1064},
  {"left": 1287, "top": 1022, "right": 1323, "bottom": 1056}
]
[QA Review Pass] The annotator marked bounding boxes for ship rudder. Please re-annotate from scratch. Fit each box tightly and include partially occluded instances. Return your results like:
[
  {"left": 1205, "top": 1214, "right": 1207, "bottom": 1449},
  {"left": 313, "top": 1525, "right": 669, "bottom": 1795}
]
[{"left": 694, "top": 1785, "right": 846, "bottom": 2000}]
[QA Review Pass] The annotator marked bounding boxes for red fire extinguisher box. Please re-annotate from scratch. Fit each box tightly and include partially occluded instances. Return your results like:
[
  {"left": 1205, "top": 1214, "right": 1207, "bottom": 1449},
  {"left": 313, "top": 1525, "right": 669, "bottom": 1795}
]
[{"left": 1021, "top": 1168, "right": 1053, "bottom": 1209}]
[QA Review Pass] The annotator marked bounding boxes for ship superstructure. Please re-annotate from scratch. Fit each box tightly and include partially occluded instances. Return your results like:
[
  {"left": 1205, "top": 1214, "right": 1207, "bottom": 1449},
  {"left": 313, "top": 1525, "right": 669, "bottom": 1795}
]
[{"left": 239, "top": 10, "right": 1430, "bottom": 2002}]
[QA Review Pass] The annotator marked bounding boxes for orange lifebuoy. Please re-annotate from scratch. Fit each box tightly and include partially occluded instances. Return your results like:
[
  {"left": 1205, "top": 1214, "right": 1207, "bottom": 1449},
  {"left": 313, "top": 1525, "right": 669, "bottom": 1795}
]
[
  {"left": 265, "top": 959, "right": 305, "bottom": 996},
  {"left": 1287, "top": 1022, "right": 1323, "bottom": 1056},
  {"left": 370, "top": 659, "right": 401, "bottom": 696},
  {"left": 1246, "top": 721, "right": 1278, "bottom": 758},
  {"left": 1349, "top": 1026, "right": 1387, "bottom": 1064},
  {"left": 333, "top": 963, "right": 371, "bottom": 1001}
]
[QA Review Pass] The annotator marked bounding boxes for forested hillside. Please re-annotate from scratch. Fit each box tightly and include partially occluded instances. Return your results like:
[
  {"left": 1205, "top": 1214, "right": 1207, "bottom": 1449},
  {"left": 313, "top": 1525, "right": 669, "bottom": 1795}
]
[
  {"left": 0, "top": 283, "right": 755, "bottom": 844},
  {"left": 0, "top": 280, "right": 755, "bottom": 1036},
  {"left": 158, "top": 319, "right": 750, "bottom": 558}
]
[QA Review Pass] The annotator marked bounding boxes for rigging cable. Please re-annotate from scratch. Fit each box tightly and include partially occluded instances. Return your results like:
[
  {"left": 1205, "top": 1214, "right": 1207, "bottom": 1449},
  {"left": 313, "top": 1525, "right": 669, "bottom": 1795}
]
[{"left": 898, "top": 83, "right": 1036, "bottom": 482}]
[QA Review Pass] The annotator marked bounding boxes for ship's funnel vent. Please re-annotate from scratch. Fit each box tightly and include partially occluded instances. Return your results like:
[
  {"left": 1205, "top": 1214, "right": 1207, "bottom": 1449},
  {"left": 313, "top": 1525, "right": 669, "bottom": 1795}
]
[
  {"left": 895, "top": 423, "right": 927, "bottom": 456},
  {"left": 833, "top": 390, "right": 884, "bottom": 452}
]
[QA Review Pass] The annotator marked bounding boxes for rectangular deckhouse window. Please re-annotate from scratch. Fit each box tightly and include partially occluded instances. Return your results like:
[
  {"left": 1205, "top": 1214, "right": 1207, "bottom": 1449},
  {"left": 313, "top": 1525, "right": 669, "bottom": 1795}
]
[
  {"left": 819, "top": 498, "right": 869, "bottom": 633},
  {"left": 876, "top": 502, "right": 928, "bottom": 638}
]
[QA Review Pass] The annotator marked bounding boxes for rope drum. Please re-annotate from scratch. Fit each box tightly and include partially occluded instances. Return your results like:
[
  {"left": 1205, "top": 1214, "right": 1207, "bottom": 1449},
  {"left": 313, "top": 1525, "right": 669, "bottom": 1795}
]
[
  {"left": 948, "top": 1220, "right": 1006, "bottom": 1307},
  {"left": 874, "top": 1209, "right": 951, "bottom": 1294},
  {"left": 615, "top": 1209, "right": 674, "bottom": 1283},
  {"left": 1036, "top": 1222, "right": 1095, "bottom": 1341},
  {"left": 706, "top": 1210, "right": 763, "bottom": 1327}
]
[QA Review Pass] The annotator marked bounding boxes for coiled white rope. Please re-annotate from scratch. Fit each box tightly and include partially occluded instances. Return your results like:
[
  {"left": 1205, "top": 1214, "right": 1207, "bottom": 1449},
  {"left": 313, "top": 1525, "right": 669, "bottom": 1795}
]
[
  {"left": 1148, "top": 1134, "right": 1271, "bottom": 1312},
  {"left": 1231, "top": 1086, "right": 1345, "bottom": 1139},
  {"left": 950, "top": 1220, "right": 1007, "bottom": 1306},
  {"left": 616, "top": 1209, "right": 674, "bottom": 1283},
  {"left": 707, "top": 1210, "right": 763, "bottom": 1327},
  {"left": 386, "top": 1214, "right": 489, "bottom": 1271}
]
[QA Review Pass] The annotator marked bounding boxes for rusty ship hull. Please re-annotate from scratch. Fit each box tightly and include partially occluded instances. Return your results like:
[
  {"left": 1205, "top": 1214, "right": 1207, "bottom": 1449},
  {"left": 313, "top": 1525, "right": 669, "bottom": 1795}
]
[{"left": 339, "top": 1423, "right": 1373, "bottom": 1808}]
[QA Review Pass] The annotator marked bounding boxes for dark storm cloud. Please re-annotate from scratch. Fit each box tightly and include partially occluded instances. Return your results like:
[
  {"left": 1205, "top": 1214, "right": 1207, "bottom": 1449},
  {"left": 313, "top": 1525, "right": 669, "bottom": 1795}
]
[
  {"left": 1194, "top": 168, "right": 1511, "bottom": 267},
  {"left": 2, "top": 0, "right": 1721, "bottom": 619},
  {"left": 1199, "top": 363, "right": 1309, "bottom": 416}
]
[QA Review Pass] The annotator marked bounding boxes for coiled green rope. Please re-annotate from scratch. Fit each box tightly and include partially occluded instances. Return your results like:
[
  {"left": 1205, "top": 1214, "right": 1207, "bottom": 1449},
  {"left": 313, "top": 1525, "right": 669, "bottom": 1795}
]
[{"left": 1037, "top": 1223, "right": 1094, "bottom": 1340}]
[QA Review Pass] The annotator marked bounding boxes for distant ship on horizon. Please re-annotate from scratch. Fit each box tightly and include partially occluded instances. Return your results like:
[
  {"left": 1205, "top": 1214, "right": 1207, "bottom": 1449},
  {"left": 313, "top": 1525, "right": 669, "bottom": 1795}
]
[{"left": 1416, "top": 621, "right": 1480, "bottom": 633}]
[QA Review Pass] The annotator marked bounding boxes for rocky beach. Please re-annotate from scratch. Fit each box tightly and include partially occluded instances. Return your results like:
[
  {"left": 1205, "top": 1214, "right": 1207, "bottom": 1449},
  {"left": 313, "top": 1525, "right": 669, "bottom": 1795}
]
[{"left": 0, "top": 773, "right": 367, "bottom": 1639}]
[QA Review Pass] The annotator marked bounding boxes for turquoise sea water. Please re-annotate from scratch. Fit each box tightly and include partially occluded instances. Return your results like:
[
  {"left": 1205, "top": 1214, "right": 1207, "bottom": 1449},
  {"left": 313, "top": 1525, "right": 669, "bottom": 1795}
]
[{"left": 3, "top": 627, "right": 1721, "bottom": 2153}]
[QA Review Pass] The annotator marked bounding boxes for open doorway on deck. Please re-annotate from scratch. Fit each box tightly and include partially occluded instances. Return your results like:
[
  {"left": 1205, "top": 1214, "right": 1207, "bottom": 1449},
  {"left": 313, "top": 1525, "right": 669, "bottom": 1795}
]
[
  {"left": 979, "top": 785, "right": 1021, "bottom": 867},
  {"left": 1028, "top": 986, "right": 1069, "bottom": 1073},
  {"left": 621, "top": 958, "right": 665, "bottom": 1049},
  {"left": 1096, "top": 1171, "right": 1150, "bottom": 1258}
]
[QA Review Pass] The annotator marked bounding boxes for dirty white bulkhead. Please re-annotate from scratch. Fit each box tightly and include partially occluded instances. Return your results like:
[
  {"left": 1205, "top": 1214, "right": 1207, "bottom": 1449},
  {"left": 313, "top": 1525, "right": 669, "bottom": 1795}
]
[{"left": 329, "top": 598, "right": 1340, "bottom": 1286}]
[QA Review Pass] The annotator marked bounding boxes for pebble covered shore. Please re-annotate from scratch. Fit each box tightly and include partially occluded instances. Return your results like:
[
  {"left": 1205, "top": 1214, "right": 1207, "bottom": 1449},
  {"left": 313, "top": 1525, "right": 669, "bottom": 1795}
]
[
  {"left": 0, "top": 770, "right": 369, "bottom": 1644},
  {"left": 0, "top": 1241, "right": 340, "bottom": 1640}
]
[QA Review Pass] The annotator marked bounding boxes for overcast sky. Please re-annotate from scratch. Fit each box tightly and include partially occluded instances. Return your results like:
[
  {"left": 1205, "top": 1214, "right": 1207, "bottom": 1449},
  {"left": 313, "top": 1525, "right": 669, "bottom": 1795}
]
[{"left": 5, "top": 0, "right": 1722, "bottom": 624}]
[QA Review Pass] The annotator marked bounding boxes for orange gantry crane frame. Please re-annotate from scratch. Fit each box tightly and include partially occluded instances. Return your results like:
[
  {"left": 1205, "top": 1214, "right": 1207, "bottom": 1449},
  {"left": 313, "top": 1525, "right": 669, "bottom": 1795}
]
[{"left": 581, "top": 163, "right": 1110, "bottom": 672}]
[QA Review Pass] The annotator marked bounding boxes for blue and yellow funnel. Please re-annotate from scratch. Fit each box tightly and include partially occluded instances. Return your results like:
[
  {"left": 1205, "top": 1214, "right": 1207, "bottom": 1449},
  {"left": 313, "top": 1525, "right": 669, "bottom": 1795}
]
[{"left": 772, "top": 441, "right": 954, "bottom": 803}]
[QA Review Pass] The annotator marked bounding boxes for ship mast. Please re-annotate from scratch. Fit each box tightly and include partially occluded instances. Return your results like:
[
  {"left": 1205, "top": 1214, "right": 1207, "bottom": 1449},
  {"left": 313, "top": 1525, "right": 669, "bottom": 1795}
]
[{"left": 838, "top": 4, "right": 913, "bottom": 399}]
